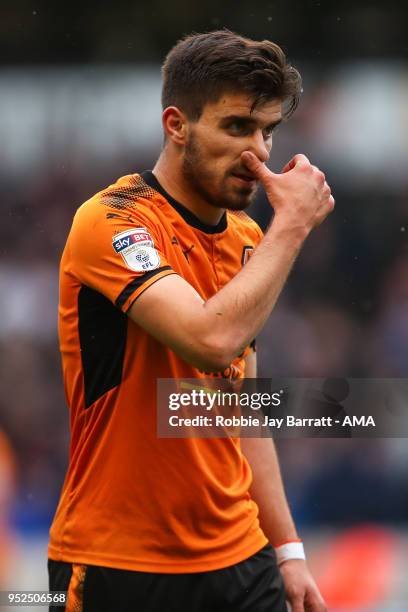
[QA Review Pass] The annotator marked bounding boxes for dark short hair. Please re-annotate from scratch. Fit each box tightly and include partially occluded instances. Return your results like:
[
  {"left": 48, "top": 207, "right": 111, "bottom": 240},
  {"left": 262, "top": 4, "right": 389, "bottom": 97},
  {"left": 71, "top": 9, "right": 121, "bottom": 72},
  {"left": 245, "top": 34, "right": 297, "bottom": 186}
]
[{"left": 161, "top": 29, "right": 302, "bottom": 121}]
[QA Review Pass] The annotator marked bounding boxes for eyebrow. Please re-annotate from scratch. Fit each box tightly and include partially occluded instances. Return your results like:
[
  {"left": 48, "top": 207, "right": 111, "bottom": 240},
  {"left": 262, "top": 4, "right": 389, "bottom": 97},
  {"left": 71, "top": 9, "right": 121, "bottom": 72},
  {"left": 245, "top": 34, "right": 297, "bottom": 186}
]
[{"left": 219, "top": 115, "right": 283, "bottom": 130}]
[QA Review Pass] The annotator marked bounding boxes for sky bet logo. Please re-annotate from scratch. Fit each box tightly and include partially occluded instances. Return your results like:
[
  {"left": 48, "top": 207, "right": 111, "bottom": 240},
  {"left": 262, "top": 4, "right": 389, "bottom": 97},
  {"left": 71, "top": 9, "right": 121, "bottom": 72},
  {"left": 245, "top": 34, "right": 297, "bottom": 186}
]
[
  {"left": 113, "top": 229, "right": 151, "bottom": 253},
  {"left": 112, "top": 227, "right": 160, "bottom": 272}
]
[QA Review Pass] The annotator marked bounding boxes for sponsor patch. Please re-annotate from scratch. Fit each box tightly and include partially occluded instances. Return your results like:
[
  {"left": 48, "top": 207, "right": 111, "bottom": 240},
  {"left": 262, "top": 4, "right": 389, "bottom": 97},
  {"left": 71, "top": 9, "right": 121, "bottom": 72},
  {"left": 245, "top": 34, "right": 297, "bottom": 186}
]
[{"left": 112, "top": 228, "right": 160, "bottom": 272}]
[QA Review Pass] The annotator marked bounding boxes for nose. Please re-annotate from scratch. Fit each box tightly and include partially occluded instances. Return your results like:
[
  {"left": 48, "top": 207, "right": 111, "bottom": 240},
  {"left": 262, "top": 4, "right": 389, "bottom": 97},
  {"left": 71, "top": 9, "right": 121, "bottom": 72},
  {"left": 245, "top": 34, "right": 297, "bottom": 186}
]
[{"left": 247, "top": 130, "right": 270, "bottom": 164}]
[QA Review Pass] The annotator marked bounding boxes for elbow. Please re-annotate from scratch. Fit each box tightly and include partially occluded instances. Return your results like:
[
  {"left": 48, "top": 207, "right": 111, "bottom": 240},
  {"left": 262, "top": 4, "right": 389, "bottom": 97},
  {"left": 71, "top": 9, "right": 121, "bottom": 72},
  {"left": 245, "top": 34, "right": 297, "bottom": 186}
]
[
  {"left": 195, "top": 353, "right": 231, "bottom": 374},
  {"left": 192, "top": 334, "right": 238, "bottom": 373}
]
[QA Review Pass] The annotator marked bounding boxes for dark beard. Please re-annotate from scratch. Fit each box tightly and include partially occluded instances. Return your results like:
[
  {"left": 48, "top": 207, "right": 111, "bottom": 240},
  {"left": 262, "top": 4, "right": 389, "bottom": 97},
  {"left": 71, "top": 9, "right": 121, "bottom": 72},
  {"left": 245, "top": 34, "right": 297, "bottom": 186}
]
[{"left": 181, "top": 133, "right": 257, "bottom": 211}]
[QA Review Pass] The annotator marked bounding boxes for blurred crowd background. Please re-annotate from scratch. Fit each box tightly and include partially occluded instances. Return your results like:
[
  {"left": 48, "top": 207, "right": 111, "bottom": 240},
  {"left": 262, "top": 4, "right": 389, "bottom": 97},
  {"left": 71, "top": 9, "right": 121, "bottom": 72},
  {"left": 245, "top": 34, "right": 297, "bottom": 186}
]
[{"left": 0, "top": 1, "right": 407, "bottom": 609}]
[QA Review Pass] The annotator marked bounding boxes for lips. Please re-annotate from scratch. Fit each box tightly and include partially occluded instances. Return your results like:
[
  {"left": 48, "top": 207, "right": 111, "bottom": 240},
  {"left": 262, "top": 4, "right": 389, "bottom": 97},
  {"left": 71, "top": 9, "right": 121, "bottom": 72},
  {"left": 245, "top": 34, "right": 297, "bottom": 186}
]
[{"left": 231, "top": 172, "right": 257, "bottom": 183}]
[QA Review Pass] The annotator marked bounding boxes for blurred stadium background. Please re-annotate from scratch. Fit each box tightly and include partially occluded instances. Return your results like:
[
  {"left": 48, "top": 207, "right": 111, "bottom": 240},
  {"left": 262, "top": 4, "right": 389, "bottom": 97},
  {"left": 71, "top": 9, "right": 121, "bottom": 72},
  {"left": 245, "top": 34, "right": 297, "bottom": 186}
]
[{"left": 0, "top": 1, "right": 407, "bottom": 610}]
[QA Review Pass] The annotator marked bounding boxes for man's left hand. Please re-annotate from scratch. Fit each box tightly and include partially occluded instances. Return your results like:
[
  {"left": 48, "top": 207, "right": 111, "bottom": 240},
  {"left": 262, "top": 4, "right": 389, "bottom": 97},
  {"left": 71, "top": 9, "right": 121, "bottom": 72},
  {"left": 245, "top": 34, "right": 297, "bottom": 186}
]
[{"left": 279, "top": 559, "right": 327, "bottom": 612}]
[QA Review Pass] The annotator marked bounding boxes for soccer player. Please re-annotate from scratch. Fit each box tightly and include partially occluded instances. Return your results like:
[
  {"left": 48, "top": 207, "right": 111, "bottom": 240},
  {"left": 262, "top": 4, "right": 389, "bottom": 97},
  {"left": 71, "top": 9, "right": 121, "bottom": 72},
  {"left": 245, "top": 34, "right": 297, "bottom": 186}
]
[{"left": 48, "top": 30, "right": 333, "bottom": 611}]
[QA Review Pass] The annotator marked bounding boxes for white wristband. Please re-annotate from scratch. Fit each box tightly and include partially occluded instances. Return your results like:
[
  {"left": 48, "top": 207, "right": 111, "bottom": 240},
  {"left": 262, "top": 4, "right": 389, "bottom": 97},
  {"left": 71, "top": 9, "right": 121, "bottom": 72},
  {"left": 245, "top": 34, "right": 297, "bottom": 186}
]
[{"left": 275, "top": 541, "right": 306, "bottom": 565}]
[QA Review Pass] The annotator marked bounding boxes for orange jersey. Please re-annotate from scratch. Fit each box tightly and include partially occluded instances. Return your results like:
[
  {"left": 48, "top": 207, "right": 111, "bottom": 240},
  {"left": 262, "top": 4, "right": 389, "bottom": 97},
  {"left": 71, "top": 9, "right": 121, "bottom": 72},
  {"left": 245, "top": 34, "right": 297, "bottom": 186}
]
[{"left": 49, "top": 171, "right": 267, "bottom": 572}]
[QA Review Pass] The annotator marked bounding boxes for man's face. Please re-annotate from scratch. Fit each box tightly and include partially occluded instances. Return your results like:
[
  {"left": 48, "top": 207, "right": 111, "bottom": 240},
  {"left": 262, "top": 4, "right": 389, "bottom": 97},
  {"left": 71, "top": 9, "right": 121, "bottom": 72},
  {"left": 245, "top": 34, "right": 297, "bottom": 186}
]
[{"left": 181, "top": 92, "right": 282, "bottom": 210}]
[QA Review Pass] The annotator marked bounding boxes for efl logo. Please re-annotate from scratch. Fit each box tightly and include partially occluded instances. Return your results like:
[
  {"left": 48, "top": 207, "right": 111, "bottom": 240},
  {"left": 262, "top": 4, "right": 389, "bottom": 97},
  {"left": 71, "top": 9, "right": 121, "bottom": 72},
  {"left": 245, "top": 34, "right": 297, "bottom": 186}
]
[{"left": 112, "top": 229, "right": 151, "bottom": 253}]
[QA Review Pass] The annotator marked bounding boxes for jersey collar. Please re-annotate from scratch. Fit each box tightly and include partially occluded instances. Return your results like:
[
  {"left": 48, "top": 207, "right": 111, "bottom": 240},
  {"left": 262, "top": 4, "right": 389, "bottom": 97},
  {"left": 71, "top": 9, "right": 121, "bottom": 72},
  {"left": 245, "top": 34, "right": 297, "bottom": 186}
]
[{"left": 141, "top": 170, "right": 228, "bottom": 235}]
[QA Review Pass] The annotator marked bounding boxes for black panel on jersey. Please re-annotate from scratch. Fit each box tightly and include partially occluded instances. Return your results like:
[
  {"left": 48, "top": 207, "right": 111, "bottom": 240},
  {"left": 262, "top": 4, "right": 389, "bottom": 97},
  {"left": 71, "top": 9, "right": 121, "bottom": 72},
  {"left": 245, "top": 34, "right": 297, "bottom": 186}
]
[{"left": 78, "top": 286, "right": 128, "bottom": 408}]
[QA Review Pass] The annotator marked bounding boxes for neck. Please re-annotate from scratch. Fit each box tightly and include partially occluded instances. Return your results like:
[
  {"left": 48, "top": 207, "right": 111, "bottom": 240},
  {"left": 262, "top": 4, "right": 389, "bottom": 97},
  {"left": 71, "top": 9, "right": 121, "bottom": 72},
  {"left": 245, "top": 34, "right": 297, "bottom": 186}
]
[{"left": 153, "top": 150, "right": 225, "bottom": 226}]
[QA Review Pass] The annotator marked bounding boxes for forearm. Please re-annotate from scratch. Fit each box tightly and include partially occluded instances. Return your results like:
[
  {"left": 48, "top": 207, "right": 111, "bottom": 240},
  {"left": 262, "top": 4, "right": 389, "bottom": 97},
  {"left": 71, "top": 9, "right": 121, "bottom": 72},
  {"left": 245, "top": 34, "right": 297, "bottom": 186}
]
[
  {"left": 241, "top": 437, "right": 299, "bottom": 546},
  {"left": 202, "top": 221, "right": 306, "bottom": 361},
  {"left": 202, "top": 149, "right": 333, "bottom": 362},
  {"left": 129, "top": 219, "right": 305, "bottom": 372},
  {"left": 130, "top": 154, "right": 333, "bottom": 372}
]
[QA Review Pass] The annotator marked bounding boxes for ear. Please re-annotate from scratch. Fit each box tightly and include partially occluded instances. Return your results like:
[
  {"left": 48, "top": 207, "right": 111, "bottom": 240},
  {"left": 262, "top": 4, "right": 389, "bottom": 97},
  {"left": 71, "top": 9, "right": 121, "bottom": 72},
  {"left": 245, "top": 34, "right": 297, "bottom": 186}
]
[{"left": 162, "top": 106, "right": 188, "bottom": 145}]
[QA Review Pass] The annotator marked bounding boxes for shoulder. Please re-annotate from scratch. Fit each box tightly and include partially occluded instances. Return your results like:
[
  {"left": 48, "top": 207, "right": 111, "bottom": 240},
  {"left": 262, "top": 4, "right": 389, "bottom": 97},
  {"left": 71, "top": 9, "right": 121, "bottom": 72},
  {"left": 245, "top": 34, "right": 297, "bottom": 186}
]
[
  {"left": 66, "top": 174, "right": 169, "bottom": 268},
  {"left": 96, "top": 173, "right": 158, "bottom": 211},
  {"left": 227, "top": 210, "right": 264, "bottom": 244},
  {"left": 72, "top": 173, "right": 163, "bottom": 232}
]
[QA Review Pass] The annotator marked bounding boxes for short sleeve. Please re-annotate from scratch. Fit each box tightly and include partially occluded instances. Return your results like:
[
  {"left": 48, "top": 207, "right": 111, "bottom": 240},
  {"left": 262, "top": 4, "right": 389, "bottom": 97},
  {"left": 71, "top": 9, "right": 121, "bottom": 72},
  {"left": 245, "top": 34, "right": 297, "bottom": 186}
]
[{"left": 68, "top": 202, "right": 176, "bottom": 312}]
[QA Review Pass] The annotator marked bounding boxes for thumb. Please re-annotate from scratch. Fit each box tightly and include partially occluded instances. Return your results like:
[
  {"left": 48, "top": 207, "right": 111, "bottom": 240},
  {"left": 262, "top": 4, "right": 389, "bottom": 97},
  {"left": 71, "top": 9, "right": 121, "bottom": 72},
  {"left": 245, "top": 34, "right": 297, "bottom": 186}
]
[
  {"left": 282, "top": 153, "right": 311, "bottom": 174},
  {"left": 289, "top": 599, "right": 305, "bottom": 612},
  {"left": 241, "top": 151, "right": 276, "bottom": 183}
]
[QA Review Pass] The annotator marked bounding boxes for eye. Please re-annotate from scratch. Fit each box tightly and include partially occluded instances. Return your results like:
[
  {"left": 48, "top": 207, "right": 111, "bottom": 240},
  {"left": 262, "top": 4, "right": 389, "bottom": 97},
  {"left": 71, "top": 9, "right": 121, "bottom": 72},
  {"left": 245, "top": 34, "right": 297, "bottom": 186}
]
[
  {"left": 263, "top": 126, "right": 277, "bottom": 139},
  {"left": 227, "top": 122, "right": 251, "bottom": 136}
]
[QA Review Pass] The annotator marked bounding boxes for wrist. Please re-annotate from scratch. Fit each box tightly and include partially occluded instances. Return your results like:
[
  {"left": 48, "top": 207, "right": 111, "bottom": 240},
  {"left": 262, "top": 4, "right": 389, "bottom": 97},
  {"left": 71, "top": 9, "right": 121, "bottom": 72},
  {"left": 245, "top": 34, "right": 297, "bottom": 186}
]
[
  {"left": 268, "top": 217, "right": 309, "bottom": 249},
  {"left": 274, "top": 540, "right": 306, "bottom": 566}
]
